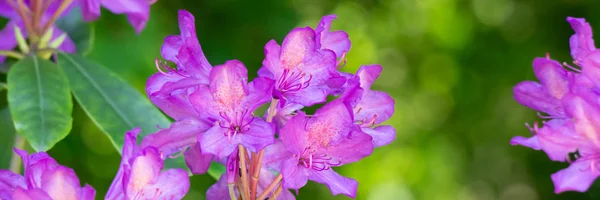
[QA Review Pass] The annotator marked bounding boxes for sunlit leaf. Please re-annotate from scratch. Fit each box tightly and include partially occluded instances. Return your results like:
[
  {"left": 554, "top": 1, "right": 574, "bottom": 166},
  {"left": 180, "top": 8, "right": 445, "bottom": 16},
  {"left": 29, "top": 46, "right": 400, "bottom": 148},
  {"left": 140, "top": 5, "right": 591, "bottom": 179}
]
[
  {"left": 56, "top": 53, "right": 170, "bottom": 151},
  {"left": 7, "top": 56, "right": 73, "bottom": 151}
]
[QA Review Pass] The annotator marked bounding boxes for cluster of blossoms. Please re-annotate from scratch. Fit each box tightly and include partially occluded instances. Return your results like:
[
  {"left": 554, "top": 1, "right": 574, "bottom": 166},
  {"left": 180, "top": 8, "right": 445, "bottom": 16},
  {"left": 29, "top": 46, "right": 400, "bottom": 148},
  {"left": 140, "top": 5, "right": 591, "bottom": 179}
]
[
  {"left": 512, "top": 17, "right": 600, "bottom": 193},
  {"left": 0, "top": 7, "right": 396, "bottom": 200},
  {"left": 0, "top": 129, "right": 190, "bottom": 199},
  {"left": 0, "top": 0, "right": 154, "bottom": 62},
  {"left": 142, "top": 10, "right": 396, "bottom": 199}
]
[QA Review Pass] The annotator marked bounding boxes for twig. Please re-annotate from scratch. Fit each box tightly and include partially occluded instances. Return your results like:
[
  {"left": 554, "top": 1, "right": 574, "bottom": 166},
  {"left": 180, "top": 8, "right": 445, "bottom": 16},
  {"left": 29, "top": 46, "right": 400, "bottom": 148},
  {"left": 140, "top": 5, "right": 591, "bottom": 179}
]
[{"left": 256, "top": 174, "right": 282, "bottom": 200}]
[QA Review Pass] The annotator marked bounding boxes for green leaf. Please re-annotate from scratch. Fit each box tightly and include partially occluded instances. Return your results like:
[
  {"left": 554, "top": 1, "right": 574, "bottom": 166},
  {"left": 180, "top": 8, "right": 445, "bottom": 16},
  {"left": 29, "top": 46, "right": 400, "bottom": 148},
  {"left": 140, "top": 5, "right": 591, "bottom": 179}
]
[
  {"left": 7, "top": 56, "right": 73, "bottom": 151},
  {"left": 56, "top": 53, "right": 170, "bottom": 151},
  {"left": 0, "top": 108, "right": 16, "bottom": 168},
  {"left": 207, "top": 162, "right": 226, "bottom": 180},
  {"left": 56, "top": 7, "right": 94, "bottom": 55}
]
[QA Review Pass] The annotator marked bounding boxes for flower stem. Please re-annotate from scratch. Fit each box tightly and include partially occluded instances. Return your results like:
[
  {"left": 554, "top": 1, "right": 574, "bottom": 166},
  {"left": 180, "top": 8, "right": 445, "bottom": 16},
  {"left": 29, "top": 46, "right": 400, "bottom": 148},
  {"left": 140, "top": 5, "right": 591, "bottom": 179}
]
[
  {"left": 249, "top": 98, "right": 280, "bottom": 199},
  {"left": 256, "top": 174, "right": 282, "bottom": 200},
  {"left": 9, "top": 135, "right": 25, "bottom": 174},
  {"left": 238, "top": 144, "right": 251, "bottom": 199},
  {"left": 228, "top": 183, "right": 238, "bottom": 200},
  {"left": 271, "top": 183, "right": 283, "bottom": 200},
  {"left": 41, "top": 0, "right": 73, "bottom": 34}
]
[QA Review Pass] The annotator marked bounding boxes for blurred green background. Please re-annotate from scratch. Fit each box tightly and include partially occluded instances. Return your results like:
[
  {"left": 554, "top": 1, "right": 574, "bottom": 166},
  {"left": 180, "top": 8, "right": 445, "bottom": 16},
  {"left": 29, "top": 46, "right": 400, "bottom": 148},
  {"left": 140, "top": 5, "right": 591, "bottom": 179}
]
[{"left": 3, "top": 0, "right": 600, "bottom": 199}]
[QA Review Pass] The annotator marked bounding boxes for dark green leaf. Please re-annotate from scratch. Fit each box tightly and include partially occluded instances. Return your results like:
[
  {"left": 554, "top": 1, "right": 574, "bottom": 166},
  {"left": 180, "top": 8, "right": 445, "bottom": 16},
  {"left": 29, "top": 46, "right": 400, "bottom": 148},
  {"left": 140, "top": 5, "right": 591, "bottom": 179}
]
[
  {"left": 56, "top": 53, "right": 170, "bottom": 151},
  {"left": 7, "top": 56, "right": 73, "bottom": 151},
  {"left": 56, "top": 7, "right": 94, "bottom": 55}
]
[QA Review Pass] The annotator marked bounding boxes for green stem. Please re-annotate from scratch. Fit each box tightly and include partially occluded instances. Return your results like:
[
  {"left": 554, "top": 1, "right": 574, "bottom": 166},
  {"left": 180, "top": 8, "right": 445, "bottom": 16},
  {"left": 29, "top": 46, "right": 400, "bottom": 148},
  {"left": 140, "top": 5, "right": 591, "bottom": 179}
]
[
  {"left": 0, "top": 50, "right": 24, "bottom": 60},
  {"left": 9, "top": 135, "right": 25, "bottom": 174}
]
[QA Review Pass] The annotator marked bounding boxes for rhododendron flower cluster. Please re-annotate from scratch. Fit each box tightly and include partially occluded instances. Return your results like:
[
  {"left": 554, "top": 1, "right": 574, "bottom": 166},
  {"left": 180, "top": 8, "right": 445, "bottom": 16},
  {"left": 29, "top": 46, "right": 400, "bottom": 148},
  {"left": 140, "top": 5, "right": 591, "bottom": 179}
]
[
  {"left": 512, "top": 17, "right": 600, "bottom": 193},
  {"left": 143, "top": 9, "right": 396, "bottom": 199}
]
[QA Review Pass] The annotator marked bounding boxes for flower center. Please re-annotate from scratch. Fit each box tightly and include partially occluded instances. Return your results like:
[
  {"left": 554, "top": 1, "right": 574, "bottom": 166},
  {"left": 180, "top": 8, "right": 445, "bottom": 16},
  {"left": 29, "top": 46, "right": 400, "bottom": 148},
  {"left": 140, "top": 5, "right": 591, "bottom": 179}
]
[
  {"left": 297, "top": 148, "right": 341, "bottom": 171},
  {"left": 219, "top": 109, "right": 254, "bottom": 141},
  {"left": 276, "top": 68, "right": 312, "bottom": 94}
]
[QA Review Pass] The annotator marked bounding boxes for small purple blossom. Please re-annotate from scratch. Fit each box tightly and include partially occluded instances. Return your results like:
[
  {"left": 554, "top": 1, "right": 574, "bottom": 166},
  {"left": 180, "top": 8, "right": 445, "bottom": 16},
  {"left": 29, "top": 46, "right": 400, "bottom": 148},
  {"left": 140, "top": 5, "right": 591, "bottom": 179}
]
[
  {"left": 512, "top": 17, "right": 600, "bottom": 193},
  {"left": 276, "top": 99, "right": 373, "bottom": 198},
  {"left": 342, "top": 65, "right": 396, "bottom": 147},
  {"left": 258, "top": 15, "right": 350, "bottom": 107},
  {"left": 106, "top": 128, "right": 190, "bottom": 200},
  {"left": 80, "top": 0, "right": 156, "bottom": 33},
  {"left": 0, "top": 149, "right": 95, "bottom": 200},
  {"left": 189, "top": 60, "right": 275, "bottom": 159}
]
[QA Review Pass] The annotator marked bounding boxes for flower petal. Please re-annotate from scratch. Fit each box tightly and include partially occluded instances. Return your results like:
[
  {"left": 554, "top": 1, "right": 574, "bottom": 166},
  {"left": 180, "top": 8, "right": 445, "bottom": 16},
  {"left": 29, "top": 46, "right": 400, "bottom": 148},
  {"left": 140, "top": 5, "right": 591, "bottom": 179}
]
[
  {"left": 532, "top": 58, "right": 570, "bottom": 99},
  {"left": 309, "top": 169, "right": 358, "bottom": 198},
  {"left": 206, "top": 174, "right": 236, "bottom": 200},
  {"left": 124, "top": 147, "right": 163, "bottom": 199},
  {"left": 209, "top": 60, "right": 249, "bottom": 111},
  {"left": 355, "top": 90, "right": 395, "bottom": 124},
  {"left": 260, "top": 39, "right": 282, "bottom": 79},
  {"left": 325, "top": 131, "right": 374, "bottom": 165},
  {"left": 0, "top": 170, "right": 26, "bottom": 199},
  {"left": 141, "top": 119, "right": 211, "bottom": 159},
  {"left": 362, "top": 125, "right": 396, "bottom": 147},
  {"left": 235, "top": 118, "right": 275, "bottom": 152},
  {"left": 40, "top": 166, "right": 81, "bottom": 200},
  {"left": 199, "top": 126, "right": 237, "bottom": 159},
  {"left": 80, "top": 0, "right": 101, "bottom": 21},
  {"left": 281, "top": 158, "right": 309, "bottom": 190},
  {"left": 280, "top": 112, "right": 310, "bottom": 155},
  {"left": 184, "top": 142, "right": 214, "bottom": 175},
  {"left": 146, "top": 73, "right": 204, "bottom": 120},
  {"left": 513, "top": 81, "right": 563, "bottom": 116},
  {"left": 106, "top": 128, "right": 142, "bottom": 200},
  {"left": 315, "top": 15, "right": 351, "bottom": 59},
  {"left": 136, "top": 169, "right": 190, "bottom": 199},
  {"left": 281, "top": 27, "right": 316, "bottom": 68},
  {"left": 11, "top": 187, "right": 52, "bottom": 200},
  {"left": 563, "top": 92, "right": 600, "bottom": 145},
  {"left": 263, "top": 139, "right": 293, "bottom": 171},
  {"left": 245, "top": 77, "right": 274, "bottom": 111},
  {"left": 567, "top": 17, "right": 596, "bottom": 62},
  {"left": 79, "top": 184, "right": 96, "bottom": 200},
  {"left": 101, "top": 0, "right": 150, "bottom": 33},
  {"left": 551, "top": 160, "right": 599, "bottom": 193},
  {"left": 169, "top": 10, "right": 213, "bottom": 78}
]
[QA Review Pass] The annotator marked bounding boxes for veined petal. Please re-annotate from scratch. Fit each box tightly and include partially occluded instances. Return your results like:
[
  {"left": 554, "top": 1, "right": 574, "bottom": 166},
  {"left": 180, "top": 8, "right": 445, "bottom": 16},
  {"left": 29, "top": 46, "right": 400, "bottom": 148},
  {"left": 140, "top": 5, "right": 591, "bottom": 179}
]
[
  {"left": 281, "top": 27, "right": 316, "bottom": 69},
  {"left": 189, "top": 85, "right": 221, "bottom": 121},
  {"left": 532, "top": 58, "right": 570, "bottom": 99},
  {"left": 324, "top": 131, "right": 374, "bottom": 165},
  {"left": 141, "top": 119, "right": 211, "bottom": 159},
  {"left": 271, "top": 103, "right": 303, "bottom": 130},
  {"left": 245, "top": 77, "right": 275, "bottom": 111},
  {"left": 309, "top": 100, "right": 356, "bottom": 146},
  {"left": 171, "top": 10, "right": 212, "bottom": 77},
  {"left": 309, "top": 169, "right": 357, "bottom": 198},
  {"left": 567, "top": 17, "right": 596, "bottom": 62},
  {"left": 101, "top": 0, "right": 150, "bottom": 33},
  {"left": 563, "top": 92, "right": 600, "bottom": 145},
  {"left": 79, "top": 184, "right": 96, "bottom": 200},
  {"left": 356, "top": 65, "right": 382, "bottom": 91},
  {"left": 581, "top": 51, "right": 600, "bottom": 88},
  {"left": 315, "top": 15, "right": 351, "bottom": 59},
  {"left": 362, "top": 125, "right": 396, "bottom": 147},
  {"left": 513, "top": 81, "right": 563, "bottom": 117},
  {"left": 280, "top": 112, "right": 310, "bottom": 155},
  {"left": 263, "top": 139, "right": 293, "bottom": 172},
  {"left": 136, "top": 169, "right": 190, "bottom": 199},
  {"left": 551, "top": 159, "right": 600, "bottom": 193},
  {"left": 146, "top": 73, "right": 204, "bottom": 120},
  {"left": 235, "top": 118, "right": 275, "bottom": 152},
  {"left": 209, "top": 60, "right": 249, "bottom": 111},
  {"left": 184, "top": 142, "right": 214, "bottom": 175},
  {"left": 106, "top": 129, "right": 143, "bottom": 200},
  {"left": 354, "top": 90, "right": 395, "bottom": 124},
  {"left": 260, "top": 39, "right": 283, "bottom": 78},
  {"left": 199, "top": 126, "right": 237, "bottom": 159},
  {"left": 281, "top": 158, "right": 309, "bottom": 190}
]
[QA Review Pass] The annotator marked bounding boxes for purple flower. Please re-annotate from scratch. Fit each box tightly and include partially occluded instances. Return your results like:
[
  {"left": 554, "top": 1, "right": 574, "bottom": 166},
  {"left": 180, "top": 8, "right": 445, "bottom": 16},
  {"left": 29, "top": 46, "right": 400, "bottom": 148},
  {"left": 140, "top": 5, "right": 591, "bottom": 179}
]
[
  {"left": 258, "top": 15, "right": 350, "bottom": 107},
  {"left": 146, "top": 10, "right": 213, "bottom": 121},
  {"left": 276, "top": 99, "right": 373, "bottom": 198},
  {"left": 342, "top": 65, "right": 396, "bottom": 147},
  {"left": 80, "top": 0, "right": 156, "bottom": 33},
  {"left": 0, "top": 0, "right": 76, "bottom": 62},
  {"left": 512, "top": 16, "right": 600, "bottom": 194},
  {"left": 0, "top": 149, "right": 95, "bottom": 200},
  {"left": 106, "top": 128, "right": 190, "bottom": 200},
  {"left": 143, "top": 10, "right": 217, "bottom": 176},
  {"left": 189, "top": 60, "right": 275, "bottom": 159}
]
